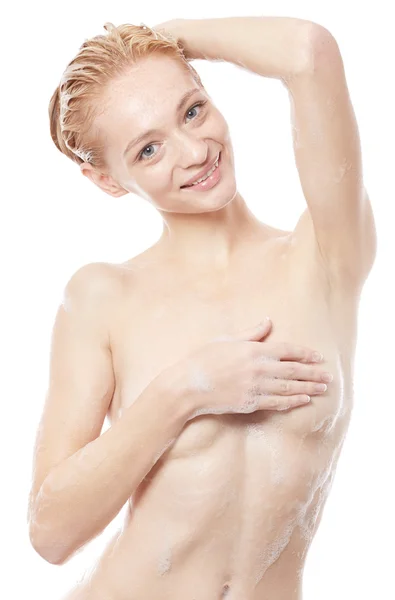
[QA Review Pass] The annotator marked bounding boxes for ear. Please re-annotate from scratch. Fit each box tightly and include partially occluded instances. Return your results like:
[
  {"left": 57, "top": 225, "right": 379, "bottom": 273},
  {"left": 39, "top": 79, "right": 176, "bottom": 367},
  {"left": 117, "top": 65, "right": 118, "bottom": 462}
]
[{"left": 80, "top": 162, "right": 129, "bottom": 198}]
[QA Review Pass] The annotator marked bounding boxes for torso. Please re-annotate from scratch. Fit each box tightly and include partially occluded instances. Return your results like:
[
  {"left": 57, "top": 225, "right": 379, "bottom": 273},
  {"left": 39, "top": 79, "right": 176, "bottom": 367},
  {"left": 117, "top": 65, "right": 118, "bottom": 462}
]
[{"left": 67, "top": 220, "right": 359, "bottom": 600}]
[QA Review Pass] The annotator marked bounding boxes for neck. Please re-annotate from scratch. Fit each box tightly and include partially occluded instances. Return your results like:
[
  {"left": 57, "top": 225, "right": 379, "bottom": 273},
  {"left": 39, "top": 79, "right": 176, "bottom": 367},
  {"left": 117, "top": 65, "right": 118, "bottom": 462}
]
[{"left": 155, "top": 192, "right": 272, "bottom": 274}]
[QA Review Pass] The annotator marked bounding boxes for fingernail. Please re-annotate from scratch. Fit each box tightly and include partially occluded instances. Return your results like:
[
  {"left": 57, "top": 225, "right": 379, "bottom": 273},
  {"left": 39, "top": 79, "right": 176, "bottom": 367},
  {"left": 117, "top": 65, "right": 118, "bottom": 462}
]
[{"left": 312, "top": 352, "right": 323, "bottom": 362}]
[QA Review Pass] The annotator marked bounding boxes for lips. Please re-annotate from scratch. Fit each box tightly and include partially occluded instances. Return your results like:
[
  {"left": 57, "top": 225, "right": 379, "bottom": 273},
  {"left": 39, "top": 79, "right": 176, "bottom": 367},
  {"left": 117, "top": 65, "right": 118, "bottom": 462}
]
[{"left": 181, "top": 153, "right": 220, "bottom": 188}]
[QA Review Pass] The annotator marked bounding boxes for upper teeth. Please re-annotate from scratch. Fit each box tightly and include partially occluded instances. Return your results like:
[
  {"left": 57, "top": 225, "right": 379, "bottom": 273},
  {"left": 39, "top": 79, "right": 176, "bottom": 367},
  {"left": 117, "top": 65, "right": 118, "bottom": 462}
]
[{"left": 188, "top": 156, "right": 219, "bottom": 186}]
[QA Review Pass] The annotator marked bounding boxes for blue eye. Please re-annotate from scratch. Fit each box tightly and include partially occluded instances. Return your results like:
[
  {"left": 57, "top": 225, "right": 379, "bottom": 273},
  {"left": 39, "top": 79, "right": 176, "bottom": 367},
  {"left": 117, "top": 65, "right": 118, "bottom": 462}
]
[{"left": 138, "top": 100, "right": 207, "bottom": 161}]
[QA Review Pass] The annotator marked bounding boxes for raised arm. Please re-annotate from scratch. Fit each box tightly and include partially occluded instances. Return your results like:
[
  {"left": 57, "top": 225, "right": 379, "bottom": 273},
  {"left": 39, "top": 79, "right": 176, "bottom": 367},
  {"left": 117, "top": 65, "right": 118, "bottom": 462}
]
[
  {"left": 28, "top": 263, "right": 192, "bottom": 565},
  {"left": 154, "top": 16, "right": 313, "bottom": 79},
  {"left": 156, "top": 16, "right": 377, "bottom": 289}
]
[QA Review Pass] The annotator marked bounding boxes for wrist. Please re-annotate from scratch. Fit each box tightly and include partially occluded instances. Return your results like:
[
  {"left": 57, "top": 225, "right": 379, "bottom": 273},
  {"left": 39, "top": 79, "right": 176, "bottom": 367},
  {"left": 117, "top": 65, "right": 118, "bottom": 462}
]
[
  {"left": 155, "top": 362, "right": 198, "bottom": 422},
  {"left": 153, "top": 19, "right": 205, "bottom": 61}
]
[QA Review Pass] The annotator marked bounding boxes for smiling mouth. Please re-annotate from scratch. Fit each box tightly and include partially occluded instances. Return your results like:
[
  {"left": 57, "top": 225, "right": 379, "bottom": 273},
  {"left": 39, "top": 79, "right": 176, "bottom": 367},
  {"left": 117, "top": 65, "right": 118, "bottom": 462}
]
[{"left": 181, "top": 153, "right": 221, "bottom": 189}]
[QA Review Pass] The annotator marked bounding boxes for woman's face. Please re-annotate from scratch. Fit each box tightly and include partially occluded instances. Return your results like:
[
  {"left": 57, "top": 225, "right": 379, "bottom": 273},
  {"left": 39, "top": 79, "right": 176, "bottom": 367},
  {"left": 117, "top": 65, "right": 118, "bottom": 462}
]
[{"left": 93, "top": 54, "right": 237, "bottom": 214}]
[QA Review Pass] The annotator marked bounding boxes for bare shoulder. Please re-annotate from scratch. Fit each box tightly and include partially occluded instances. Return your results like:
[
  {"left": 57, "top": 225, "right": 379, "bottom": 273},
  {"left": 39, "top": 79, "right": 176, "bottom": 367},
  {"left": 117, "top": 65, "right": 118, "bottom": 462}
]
[
  {"left": 67, "top": 255, "right": 156, "bottom": 307},
  {"left": 63, "top": 262, "right": 124, "bottom": 336},
  {"left": 66, "top": 261, "right": 121, "bottom": 295},
  {"left": 66, "top": 261, "right": 129, "bottom": 302}
]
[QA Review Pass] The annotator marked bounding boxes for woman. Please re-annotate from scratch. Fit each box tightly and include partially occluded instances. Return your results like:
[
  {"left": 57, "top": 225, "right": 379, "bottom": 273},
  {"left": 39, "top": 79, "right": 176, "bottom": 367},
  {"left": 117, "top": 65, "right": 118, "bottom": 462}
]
[{"left": 28, "top": 16, "right": 376, "bottom": 600}]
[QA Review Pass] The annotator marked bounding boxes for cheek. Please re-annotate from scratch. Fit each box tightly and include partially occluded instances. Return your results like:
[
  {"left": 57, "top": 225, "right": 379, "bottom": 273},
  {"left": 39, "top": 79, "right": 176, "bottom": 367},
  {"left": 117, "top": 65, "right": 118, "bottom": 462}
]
[
  {"left": 120, "top": 162, "right": 161, "bottom": 195},
  {"left": 120, "top": 177, "right": 152, "bottom": 202},
  {"left": 210, "top": 107, "right": 229, "bottom": 133},
  {"left": 129, "top": 172, "right": 172, "bottom": 206}
]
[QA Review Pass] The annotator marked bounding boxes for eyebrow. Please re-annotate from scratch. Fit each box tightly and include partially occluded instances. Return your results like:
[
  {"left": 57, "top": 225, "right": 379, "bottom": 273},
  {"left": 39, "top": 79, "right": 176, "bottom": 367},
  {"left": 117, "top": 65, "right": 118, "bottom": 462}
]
[{"left": 123, "top": 88, "right": 201, "bottom": 159}]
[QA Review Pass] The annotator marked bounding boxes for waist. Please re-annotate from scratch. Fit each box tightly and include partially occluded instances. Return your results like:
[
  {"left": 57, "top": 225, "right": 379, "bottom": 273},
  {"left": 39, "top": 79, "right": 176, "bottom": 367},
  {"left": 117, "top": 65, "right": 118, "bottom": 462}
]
[
  {"left": 88, "top": 549, "right": 305, "bottom": 600},
  {"left": 86, "top": 505, "right": 310, "bottom": 600}
]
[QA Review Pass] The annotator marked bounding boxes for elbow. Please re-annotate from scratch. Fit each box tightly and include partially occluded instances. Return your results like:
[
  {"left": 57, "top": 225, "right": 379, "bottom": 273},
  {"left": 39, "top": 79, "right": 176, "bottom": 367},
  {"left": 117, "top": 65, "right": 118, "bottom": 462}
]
[
  {"left": 28, "top": 484, "right": 73, "bottom": 565},
  {"left": 306, "top": 23, "right": 342, "bottom": 72},
  {"left": 29, "top": 522, "right": 71, "bottom": 565}
]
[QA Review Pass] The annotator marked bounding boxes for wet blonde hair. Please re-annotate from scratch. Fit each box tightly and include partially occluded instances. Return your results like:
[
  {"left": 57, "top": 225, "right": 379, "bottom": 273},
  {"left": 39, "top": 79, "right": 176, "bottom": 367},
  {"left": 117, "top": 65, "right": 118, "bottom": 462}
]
[{"left": 49, "top": 22, "right": 204, "bottom": 171}]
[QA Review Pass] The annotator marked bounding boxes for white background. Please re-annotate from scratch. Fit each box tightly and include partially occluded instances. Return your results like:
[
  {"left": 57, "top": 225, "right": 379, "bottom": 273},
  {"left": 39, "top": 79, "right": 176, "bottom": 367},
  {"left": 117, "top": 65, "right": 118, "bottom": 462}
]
[{"left": 2, "top": 0, "right": 393, "bottom": 598}]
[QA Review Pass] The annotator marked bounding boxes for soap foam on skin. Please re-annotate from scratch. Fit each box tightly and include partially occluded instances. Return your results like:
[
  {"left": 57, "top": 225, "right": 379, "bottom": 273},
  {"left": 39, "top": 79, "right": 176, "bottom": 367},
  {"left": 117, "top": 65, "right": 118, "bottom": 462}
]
[
  {"left": 246, "top": 422, "right": 266, "bottom": 438},
  {"left": 187, "top": 364, "right": 229, "bottom": 419},
  {"left": 186, "top": 347, "right": 282, "bottom": 419},
  {"left": 152, "top": 350, "right": 313, "bottom": 586},
  {"left": 254, "top": 438, "right": 335, "bottom": 583},
  {"left": 30, "top": 484, "right": 72, "bottom": 565},
  {"left": 121, "top": 178, "right": 153, "bottom": 205},
  {"left": 253, "top": 353, "right": 278, "bottom": 364},
  {"left": 189, "top": 365, "right": 215, "bottom": 393},
  {"left": 253, "top": 496, "right": 312, "bottom": 585},
  {"left": 157, "top": 523, "right": 173, "bottom": 576},
  {"left": 157, "top": 543, "right": 173, "bottom": 575}
]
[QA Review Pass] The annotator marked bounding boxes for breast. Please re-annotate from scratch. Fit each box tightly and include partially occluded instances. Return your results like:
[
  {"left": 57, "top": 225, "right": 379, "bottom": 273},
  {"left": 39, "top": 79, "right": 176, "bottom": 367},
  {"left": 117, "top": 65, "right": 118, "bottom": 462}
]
[
  {"left": 113, "top": 325, "right": 348, "bottom": 467},
  {"left": 109, "top": 239, "right": 353, "bottom": 460},
  {"left": 160, "top": 414, "right": 225, "bottom": 461},
  {"left": 113, "top": 374, "right": 226, "bottom": 462},
  {"left": 264, "top": 342, "right": 348, "bottom": 440}
]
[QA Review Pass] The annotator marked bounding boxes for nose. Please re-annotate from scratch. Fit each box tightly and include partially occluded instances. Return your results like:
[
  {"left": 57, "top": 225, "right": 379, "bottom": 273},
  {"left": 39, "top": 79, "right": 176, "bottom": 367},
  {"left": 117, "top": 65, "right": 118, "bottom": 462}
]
[{"left": 174, "top": 132, "right": 209, "bottom": 166}]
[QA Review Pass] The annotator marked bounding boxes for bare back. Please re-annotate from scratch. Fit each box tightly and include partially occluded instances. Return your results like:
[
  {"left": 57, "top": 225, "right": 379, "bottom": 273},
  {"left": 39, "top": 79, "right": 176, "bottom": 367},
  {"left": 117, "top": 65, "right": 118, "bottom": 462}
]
[{"left": 68, "top": 221, "right": 358, "bottom": 600}]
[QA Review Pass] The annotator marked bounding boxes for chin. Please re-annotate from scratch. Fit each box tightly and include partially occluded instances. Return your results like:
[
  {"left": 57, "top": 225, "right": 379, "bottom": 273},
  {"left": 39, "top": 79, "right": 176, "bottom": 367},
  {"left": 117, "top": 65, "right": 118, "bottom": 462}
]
[
  {"left": 179, "top": 172, "right": 237, "bottom": 214},
  {"left": 185, "top": 187, "right": 237, "bottom": 214}
]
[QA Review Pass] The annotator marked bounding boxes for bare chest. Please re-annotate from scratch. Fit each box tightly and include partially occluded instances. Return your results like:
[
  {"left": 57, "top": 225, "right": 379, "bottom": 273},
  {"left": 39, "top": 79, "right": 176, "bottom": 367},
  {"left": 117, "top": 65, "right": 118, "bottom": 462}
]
[{"left": 108, "top": 237, "right": 354, "bottom": 463}]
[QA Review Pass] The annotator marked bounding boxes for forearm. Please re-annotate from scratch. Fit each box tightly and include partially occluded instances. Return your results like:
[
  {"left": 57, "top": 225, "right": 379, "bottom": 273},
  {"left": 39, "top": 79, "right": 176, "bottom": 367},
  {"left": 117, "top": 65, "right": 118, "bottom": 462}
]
[
  {"left": 174, "top": 16, "right": 315, "bottom": 81},
  {"left": 30, "top": 370, "right": 192, "bottom": 565}
]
